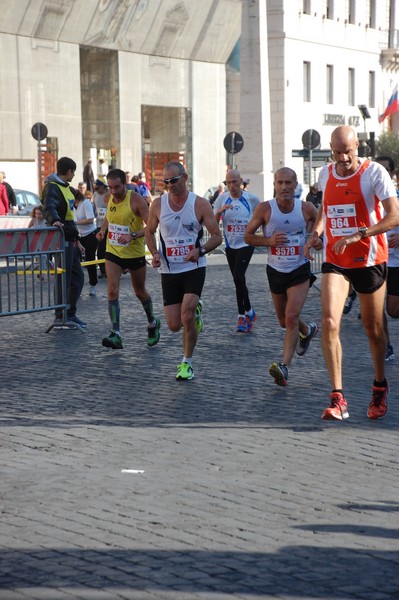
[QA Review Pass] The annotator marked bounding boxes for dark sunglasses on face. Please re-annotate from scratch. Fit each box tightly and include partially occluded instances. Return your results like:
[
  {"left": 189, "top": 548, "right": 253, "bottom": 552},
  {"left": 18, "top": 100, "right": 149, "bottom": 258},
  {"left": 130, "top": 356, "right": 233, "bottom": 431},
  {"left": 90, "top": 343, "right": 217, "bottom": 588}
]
[{"left": 163, "top": 175, "right": 183, "bottom": 185}]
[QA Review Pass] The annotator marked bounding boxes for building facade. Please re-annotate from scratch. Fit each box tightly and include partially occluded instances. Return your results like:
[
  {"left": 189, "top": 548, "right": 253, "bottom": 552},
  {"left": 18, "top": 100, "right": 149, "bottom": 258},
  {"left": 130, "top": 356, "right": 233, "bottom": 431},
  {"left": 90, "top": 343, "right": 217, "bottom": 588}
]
[
  {"left": 226, "top": 0, "right": 399, "bottom": 197},
  {"left": 0, "top": 0, "right": 241, "bottom": 194}
]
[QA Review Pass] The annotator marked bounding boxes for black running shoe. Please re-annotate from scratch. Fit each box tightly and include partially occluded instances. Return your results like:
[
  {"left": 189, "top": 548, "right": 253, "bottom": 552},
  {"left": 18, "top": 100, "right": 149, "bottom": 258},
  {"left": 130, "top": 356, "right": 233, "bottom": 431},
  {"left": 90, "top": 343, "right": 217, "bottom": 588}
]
[
  {"left": 296, "top": 322, "right": 318, "bottom": 356},
  {"left": 269, "top": 362, "right": 288, "bottom": 386}
]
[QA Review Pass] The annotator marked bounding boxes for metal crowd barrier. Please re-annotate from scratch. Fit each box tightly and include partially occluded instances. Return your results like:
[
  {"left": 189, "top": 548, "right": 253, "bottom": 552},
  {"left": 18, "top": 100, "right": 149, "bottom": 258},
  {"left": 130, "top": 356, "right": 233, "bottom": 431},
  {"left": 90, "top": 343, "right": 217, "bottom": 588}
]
[
  {"left": 311, "top": 249, "right": 323, "bottom": 275},
  {"left": 0, "top": 226, "right": 69, "bottom": 327},
  {"left": 202, "top": 220, "right": 226, "bottom": 255}
]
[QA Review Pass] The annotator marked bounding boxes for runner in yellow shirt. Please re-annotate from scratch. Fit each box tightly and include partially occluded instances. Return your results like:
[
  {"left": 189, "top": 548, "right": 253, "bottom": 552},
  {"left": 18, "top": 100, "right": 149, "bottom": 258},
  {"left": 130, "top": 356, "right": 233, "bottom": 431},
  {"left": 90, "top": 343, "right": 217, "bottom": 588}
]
[{"left": 97, "top": 169, "right": 160, "bottom": 349}]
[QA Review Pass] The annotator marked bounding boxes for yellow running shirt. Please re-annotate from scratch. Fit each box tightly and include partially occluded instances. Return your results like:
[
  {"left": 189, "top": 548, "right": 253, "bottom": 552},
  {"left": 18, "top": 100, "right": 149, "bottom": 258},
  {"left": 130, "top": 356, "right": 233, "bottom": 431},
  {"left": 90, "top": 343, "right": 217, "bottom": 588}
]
[{"left": 105, "top": 191, "right": 145, "bottom": 259}]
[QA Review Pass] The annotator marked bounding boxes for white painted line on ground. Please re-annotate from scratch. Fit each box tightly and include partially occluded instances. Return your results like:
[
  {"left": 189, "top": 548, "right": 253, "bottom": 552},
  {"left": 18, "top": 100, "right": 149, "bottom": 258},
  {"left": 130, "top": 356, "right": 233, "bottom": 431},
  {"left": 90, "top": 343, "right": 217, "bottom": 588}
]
[{"left": 121, "top": 469, "right": 145, "bottom": 473}]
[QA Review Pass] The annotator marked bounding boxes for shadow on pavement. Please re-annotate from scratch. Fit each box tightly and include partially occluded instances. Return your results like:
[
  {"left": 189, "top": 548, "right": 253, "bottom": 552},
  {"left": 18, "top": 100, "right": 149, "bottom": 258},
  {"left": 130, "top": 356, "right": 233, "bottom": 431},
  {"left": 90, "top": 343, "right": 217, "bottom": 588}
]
[{"left": 1, "top": 544, "right": 398, "bottom": 597}]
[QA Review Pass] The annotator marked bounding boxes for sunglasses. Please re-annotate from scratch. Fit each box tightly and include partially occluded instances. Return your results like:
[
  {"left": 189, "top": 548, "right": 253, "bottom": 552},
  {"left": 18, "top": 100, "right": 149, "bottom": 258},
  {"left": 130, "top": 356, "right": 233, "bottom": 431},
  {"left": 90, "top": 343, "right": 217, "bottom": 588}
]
[{"left": 163, "top": 175, "right": 183, "bottom": 185}]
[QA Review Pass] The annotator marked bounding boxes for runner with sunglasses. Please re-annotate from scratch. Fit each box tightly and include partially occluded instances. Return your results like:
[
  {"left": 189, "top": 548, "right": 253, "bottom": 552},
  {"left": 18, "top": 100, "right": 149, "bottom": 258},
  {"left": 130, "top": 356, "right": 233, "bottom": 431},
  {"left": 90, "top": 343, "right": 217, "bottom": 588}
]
[{"left": 145, "top": 161, "right": 222, "bottom": 380}]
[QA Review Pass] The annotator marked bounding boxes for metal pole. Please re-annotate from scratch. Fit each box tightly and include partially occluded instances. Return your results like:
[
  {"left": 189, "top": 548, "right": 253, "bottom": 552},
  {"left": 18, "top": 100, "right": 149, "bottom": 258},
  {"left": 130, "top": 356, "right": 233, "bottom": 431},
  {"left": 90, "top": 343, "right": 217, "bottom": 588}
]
[
  {"left": 37, "top": 124, "right": 42, "bottom": 195},
  {"left": 231, "top": 133, "right": 236, "bottom": 169}
]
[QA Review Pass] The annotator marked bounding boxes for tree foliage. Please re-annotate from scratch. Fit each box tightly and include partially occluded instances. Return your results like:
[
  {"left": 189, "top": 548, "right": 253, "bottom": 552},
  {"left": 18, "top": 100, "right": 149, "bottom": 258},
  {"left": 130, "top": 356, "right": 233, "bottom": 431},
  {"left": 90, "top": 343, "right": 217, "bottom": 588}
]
[{"left": 375, "top": 132, "right": 399, "bottom": 172}]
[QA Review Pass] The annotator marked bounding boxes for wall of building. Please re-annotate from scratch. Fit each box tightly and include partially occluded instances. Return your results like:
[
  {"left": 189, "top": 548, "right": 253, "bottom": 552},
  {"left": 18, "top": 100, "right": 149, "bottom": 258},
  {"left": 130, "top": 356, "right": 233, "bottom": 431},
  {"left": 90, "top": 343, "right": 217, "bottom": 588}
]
[
  {"left": 118, "top": 52, "right": 226, "bottom": 195},
  {"left": 266, "top": 0, "right": 394, "bottom": 185},
  {"left": 190, "top": 60, "right": 227, "bottom": 194},
  {"left": 0, "top": 33, "right": 83, "bottom": 183},
  {"left": 0, "top": 31, "right": 227, "bottom": 195}
]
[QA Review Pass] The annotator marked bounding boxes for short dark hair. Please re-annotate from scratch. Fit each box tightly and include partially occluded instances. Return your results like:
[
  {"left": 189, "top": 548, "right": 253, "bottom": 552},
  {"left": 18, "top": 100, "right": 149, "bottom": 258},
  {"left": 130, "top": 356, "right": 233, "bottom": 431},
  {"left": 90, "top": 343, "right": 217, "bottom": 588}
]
[
  {"left": 163, "top": 161, "right": 186, "bottom": 175},
  {"left": 70, "top": 187, "right": 84, "bottom": 202},
  {"left": 107, "top": 168, "right": 126, "bottom": 184},
  {"left": 375, "top": 155, "right": 395, "bottom": 173},
  {"left": 57, "top": 156, "right": 76, "bottom": 175}
]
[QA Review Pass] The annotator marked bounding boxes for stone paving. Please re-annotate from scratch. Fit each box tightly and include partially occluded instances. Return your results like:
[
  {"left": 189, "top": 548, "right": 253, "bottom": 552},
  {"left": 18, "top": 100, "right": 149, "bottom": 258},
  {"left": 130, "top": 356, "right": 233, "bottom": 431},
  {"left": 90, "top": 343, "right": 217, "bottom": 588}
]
[{"left": 1, "top": 253, "right": 399, "bottom": 600}]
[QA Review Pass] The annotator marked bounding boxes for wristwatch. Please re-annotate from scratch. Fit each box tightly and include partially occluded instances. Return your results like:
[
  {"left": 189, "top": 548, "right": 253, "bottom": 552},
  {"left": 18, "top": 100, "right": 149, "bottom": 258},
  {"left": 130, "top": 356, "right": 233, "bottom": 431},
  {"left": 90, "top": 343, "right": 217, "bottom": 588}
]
[
  {"left": 131, "top": 231, "right": 137, "bottom": 239},
  {"left": 199, "top": 246, "right": 206, "bottom": 257},
  {"left": 358, "top": 226, "right": 368, "bottom": 239}
]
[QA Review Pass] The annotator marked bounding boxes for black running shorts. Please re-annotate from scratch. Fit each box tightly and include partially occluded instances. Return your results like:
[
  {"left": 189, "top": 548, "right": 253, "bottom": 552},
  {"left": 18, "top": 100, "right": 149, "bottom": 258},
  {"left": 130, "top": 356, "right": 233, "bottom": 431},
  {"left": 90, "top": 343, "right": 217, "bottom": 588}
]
[
  {"left": 266, "top": 261, "right": 315, "bottom": 295},
  {"left": 387, "top": 266, "right": 399, "bottom": 296},
  {"left": 105, "top": 252, "right": 146, "bottom": 271},
  {"left": 321, "top": 262, "right": 387, "bottom": 294},
  {"left": 161, "top": 267, "right": 206, "bottom": 306}
]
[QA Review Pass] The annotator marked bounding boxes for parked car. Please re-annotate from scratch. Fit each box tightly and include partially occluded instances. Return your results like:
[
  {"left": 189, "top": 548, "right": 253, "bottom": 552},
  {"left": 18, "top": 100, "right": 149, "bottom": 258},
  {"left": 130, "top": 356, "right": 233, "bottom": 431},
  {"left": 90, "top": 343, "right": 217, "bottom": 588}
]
[{"left": 14, "top": 189, "right": 41, "bottom": 215}]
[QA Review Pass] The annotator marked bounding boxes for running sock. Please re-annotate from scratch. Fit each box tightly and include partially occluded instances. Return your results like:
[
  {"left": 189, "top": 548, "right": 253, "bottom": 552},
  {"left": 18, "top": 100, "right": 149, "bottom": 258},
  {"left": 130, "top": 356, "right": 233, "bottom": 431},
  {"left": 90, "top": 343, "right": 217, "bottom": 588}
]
[
  {"left": 141, "top": 296, "right": 155, "bottom": 323},
  {"left": 245, "top": 308, "right": 255, "bottom": 318},
  {"left": 108, "top": 299, "right": 120, "bottom": 332},
  {"left": 373, "top": 379, "right": 387, "bottom": 388},
  {"left": 332, "top": 389, "right": 344, "bottom": 395},
  {"left": 299, "top": 325, "right": 310, "bottom": 339},
  {"left": 182, "top": 357, "right": 193, "bottom": 366}
]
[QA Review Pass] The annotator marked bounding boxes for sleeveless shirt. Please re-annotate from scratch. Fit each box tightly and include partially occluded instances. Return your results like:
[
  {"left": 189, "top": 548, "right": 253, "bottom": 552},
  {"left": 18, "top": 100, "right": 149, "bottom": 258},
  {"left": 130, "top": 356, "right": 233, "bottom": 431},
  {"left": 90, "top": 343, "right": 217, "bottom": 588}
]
[
  {"left": 158, "top": 191, "right": 206, "bottom": 273},
  {"left": 264, "top": 198, "right": 307, "bottom": 273},
  {"left": 105, "top": 190, "right": 145, "bottom": 259},
  {"left": 319, "top": 159, "right": 395, "bottom": 268}
]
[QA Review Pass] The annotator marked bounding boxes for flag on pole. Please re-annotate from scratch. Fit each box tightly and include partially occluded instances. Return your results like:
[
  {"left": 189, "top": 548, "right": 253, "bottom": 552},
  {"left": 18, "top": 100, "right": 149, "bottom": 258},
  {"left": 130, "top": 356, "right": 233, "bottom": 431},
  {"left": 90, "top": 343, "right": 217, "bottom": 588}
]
[{"left": 379, "top": 84, "right": 399, "bottom": 123}]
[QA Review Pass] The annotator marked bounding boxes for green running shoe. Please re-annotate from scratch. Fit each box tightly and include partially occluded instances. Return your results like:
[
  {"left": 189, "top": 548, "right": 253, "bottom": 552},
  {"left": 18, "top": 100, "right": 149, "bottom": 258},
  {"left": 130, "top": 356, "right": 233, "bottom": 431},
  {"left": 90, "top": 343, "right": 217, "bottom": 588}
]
[
  {"left": 195, "top": 299, "right": 203, "bottom": 334},
  {"left": 147, "top": 318, "right": 161, "bottom": 347},
  {"left": 176, "top": 361, "right": 194, "bottom": 380},
  {"left": 102, "top": 331, "right": 123, "bottom": 349}
]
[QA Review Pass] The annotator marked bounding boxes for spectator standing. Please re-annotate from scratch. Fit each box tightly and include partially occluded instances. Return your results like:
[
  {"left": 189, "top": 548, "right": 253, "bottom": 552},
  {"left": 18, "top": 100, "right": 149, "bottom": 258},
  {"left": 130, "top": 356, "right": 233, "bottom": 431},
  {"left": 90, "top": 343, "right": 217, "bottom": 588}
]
[
  {"left": 125, "top": 171, "right": 140, "bottom": 193},
  {"left": 294, "top": 182, "right": 305, "bottom": 202},
  {"left": 93, "top": 178, "right": 109, "bottom": 278},
  {"left": 73, "top": 188, "right": 98, "bottom": 297},
  {"left": 42, "top": 156, "right": 85, "bottom": 327},
  {"left": 83, "top": 159, "right": 94, "bottom": 193},
  {"left": 210, "top": 183, "right": 225, "bottom": 206},
  {"left": 0, "top": 179, "right": 9, "bottom": 215},
  {"left": 98, "top": 158, "right": 108, "bottom": 181},
  {"left": 77, "top": 182, "right": 87, "bottom": 196},
  {"left": 306, "top": 184, "right": 322, "bottom": 208},
  {"left": 28, "top": 204, "right": 48, "bottom": 276},
  {"left": 138, "top": 171, "right": 153, "bottom": 205},
  {"left": 0, "top": 172, "right": 17, "bottom": 214}
]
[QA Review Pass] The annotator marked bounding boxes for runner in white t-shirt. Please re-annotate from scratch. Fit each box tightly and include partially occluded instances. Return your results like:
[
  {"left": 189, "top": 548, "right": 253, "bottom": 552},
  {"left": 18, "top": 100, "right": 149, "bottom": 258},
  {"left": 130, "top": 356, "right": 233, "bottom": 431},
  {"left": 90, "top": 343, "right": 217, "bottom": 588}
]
[{"left": 213, "top": 169, "right": 260, "bottom": 333}]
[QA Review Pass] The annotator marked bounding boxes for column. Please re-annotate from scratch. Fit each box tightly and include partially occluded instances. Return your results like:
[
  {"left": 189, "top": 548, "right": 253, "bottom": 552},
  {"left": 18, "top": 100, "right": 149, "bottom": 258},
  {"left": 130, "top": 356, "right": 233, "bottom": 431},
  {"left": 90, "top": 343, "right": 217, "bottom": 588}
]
[{"left": 238, "top": 0, "right": 273, "bottom": 199}]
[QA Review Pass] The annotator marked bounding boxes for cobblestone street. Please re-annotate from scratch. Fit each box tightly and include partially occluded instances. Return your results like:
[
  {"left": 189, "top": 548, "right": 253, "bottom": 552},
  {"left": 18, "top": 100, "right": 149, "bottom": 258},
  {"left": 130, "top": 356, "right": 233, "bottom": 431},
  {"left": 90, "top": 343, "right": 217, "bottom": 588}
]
[{"left": 1, "top": 254, "right": 399, "bottom": 600}]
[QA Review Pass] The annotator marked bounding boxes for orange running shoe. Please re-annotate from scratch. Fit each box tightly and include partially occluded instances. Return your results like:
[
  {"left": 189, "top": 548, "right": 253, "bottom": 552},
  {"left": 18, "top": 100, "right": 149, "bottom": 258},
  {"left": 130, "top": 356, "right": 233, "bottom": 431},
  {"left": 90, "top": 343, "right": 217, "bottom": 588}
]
[
  {"left": 321, "top": 392, "right": 349, "bottom": 420},
  {"left": 367, "top": 384, "right": 389, "bottom": 420}
]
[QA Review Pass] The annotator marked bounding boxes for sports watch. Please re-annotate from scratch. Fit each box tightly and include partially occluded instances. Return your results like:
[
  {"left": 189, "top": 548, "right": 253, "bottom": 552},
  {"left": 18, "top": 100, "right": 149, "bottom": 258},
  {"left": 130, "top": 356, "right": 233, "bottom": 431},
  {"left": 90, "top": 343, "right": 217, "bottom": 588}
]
[{"left": 358, "top": 226, "right": 368, "bottom": 238}]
